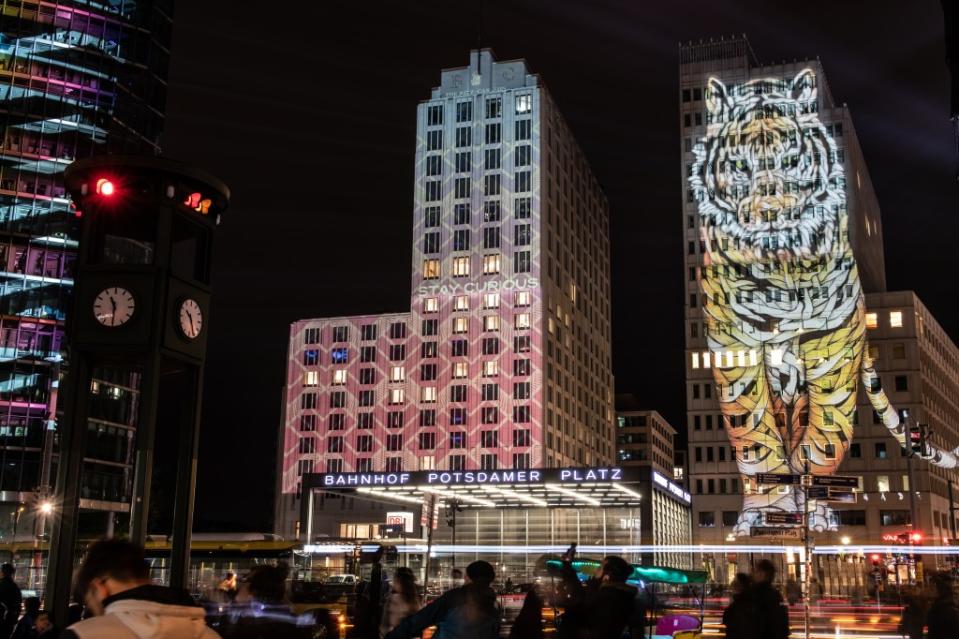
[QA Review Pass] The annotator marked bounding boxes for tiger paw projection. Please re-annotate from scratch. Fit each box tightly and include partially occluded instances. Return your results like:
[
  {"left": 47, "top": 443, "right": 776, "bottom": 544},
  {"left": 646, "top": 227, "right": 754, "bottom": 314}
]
[{"left": 690, "top": 69, "right": 959, "bottom": 535}]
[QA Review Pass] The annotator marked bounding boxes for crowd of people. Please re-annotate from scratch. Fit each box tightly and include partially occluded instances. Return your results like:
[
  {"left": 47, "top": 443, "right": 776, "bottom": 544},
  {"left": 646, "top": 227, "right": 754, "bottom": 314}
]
[{"left": 0, "top": 539, "right": 956, "bottom": 639}]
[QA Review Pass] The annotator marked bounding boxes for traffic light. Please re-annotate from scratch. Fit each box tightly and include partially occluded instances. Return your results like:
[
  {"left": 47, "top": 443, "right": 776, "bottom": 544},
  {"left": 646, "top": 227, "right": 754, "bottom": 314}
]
[
  {"left": 871, "top": 554, "right": 881, "bottom": 566},
  {"left": 909, "top": 422, "right": 923, "bottom": 455},
  {"left": 910, "top": 532, "right": 923, "bottom": 544}
]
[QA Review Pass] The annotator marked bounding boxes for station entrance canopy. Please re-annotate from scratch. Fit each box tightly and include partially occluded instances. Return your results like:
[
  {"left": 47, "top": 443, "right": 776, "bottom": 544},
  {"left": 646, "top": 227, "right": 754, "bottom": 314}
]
[{"left": 300, "top": 466, "right": 673, "bottom": 509}]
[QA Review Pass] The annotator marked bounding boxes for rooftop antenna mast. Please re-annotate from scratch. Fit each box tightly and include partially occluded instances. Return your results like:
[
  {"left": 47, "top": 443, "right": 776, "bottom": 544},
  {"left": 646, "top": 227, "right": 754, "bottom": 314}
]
[{"left": 477, "top": 0, "right": 484, "bottom": 55}]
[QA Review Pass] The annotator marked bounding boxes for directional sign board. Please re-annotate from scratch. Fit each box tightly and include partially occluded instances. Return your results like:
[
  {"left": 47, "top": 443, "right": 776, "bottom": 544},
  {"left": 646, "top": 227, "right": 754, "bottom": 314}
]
[
  {"left": 751, "top": 526, "right": 802, "bottom": 539},
  {"left": 756, "top": 473, "right": 801, "bottom": 486},
  {"left": 807, "top": 486, "right": 857, "bottom": 503},
  {"left": 765, "top": 512, "right": 804, "bottom": 526},
  {"left": 812, "top": 476, "right": 859, "bottom": 489}
]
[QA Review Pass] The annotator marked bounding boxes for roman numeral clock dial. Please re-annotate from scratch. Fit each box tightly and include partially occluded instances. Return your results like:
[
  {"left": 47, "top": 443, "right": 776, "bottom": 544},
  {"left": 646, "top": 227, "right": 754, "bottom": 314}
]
[{"left": 92, "top": 287, "right": 135, "bottom": 327}]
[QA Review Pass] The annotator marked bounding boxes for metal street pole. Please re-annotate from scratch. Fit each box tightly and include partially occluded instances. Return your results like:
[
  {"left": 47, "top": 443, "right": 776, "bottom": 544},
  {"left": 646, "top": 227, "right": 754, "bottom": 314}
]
[
  {"left": 803, "top": 462, "right": 811, "bottom": 639},
  {"left": 422, "top": 494, "right": 437, "bottom": 595}
]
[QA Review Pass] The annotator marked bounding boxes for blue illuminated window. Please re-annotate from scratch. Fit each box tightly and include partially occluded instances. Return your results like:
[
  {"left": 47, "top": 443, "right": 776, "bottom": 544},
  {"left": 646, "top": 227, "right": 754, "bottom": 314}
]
[
  {"left": 331, "top": 347, "right": 348, "bottom": 364},
  {"left": 303, "top": 350, "right": 319, "bottom": 366}
]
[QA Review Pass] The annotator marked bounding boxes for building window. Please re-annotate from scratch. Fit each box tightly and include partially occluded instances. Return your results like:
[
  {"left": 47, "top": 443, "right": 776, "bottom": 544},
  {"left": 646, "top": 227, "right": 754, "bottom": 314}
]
[
  {"left": 450, "top": 385, "right": 467, "bottom": 402},
  {"left": 299, "top": 415, "right": 316, "bottom": 431},
  {"left": 421, "top": 387, "right": 437, "bottom": 403},
  {"left": 426, "top": 104, "right": 443, "bottom": 126},
  {"left": 390, "top": 322, "right": 407, "bottom": 339},
  {"left": 889, "top": 311, "right": 903, "bottom": 328},
  {"left": 358, "top": 413, "right": 374, "bottom": 429},
  {"left": 450, "top": 431, "right": 466, "bottom": 449},
  {"left": 483, "top": 254, "right": 501, "bottom": 274},
  {"left": 895, "top": 375, "right": 908, "bottom": 392},
  {"left": 481, "top": 407, "right": 498, "bottom": 424},
  {"left": 515, "top": 313, "right": 531, "bottom": 330},
  {"left": 515, "top": 119, "right": 531, "bottom": 140},
  {"left": 423, "top": 297, "right": 439, "bottom": 313},
  {"left": 356, "top": 458, "right": 373, "bottom": 473},
  {"left": 327, "top": 436, "right": 343, "bottom": 453},
  {"left": 880, "top": 510, "right": 910, "bottom": 526},
  {"left": 424, "top": 180, "right": 441, "bottom": 202},
  {"left": 482, "top": 384, "right": 499, "bottom": 401},
  {"left": 304, "top": 328, "right": 321, "bottom": 345},
  {"left": 850, "top": 443, "right": 861, "bottom": 458},
  {"left": 453, "top": 295, "right": 469, "bottom": 311},
  {"left": 482, "top": 360, "right": 498, "bottom": 377},
  {"left": 360, "top": 324, "right": 377, "bottom": 341},
  {"left": 482, "top": 338, "right": 499, "bottom": 355},
  {"left": 485, "top": 96, "right": 502, "bottom": 118},
  {"left": 513, "top": 453, "right": 531, "bottom": 468},
  {"left": 426, "top": 155, "right": 442, "bottom": 176},
  {"left": 513, "top": 405, "right": 530, "bottom": 423},
  {"left": 515, "top": 94, "right": 532, "bottom": 114},
  {"left": 515, "top": 171, "right": 531, "bottom": 193},
  {"left": 419, "top": 432, "right": 436, "bottom": 450},
  {"left": 304, "top": 371, "right": 318, "bottom": 387},
  {"left": 514, "top": 251, "right": 531, "bottom": 273},
  {"left": 455, "top": 126, "right": 471, "bottom": 147},
  {"left": 452, "top": 256, "right": 470, "bottom": 277},
  {"left": 455, "top": 151, "right": 471, "bottom": 173},
  {"left": 327, "top": 392, "right": 343, "bottom": 409},
  {"left": 485, "top": 123, "right": 501, "bottom": 144},
  {"left": 389, "top": 366, "right": 405, "bottom": 383},
  {"left": 419, "top": 410, "right": 436, "bottom": 427},
  {"left": 483, "top": 292, "right": 500, "bottom": 309},
  {"left": 456, "top": 101, "right": 472, "bottom": 122},
  {"left": 453, "top": 176, "right": 470, "bottom": 199},
  {"left": 513, "top": 429, "right": 531, "bottom": 447},
  {"left": 453, "top": 362, "right": 468, "bottom": 378},
  {"left": 358, "top": 390, "right": 374, "bottom": 407},
  {"left": 421, "top": 318, "right": 438, "bottom": 336},
  {"left": 421, "top": 342, "right": 437, "bottom": 358},
  {"left": 426, "top": 130, "right": 442, "bottom": 150},
  {"left": 298, "top": 437, "right": 316, "bottom": 455},
  {"left": 722, "top": 511, "right": 738, "bottom": 527},
  {"left": 875, "top": 442, "right": 887, "bottom": 459},
  {"left": 356, "top": 435, "right": 373, "bottom": 452},
  {"left": 453, "top": 317, "right": 469, "bottom": 334},
  {"left": 449, "top": 454, "right": 466, "bottom": 471},
  {"left": 359, "top": 368, "right": 375, "bottom": 385},
  {"left": 483, "top": 315, "right": 500, "bottom": 332},
  {"left": 451, "top": 339, "right": 468, "bottom": 356},
  {"left": 484, "top": 174, "right": 501, "bottom": 196},
  {"left": 485, "top": 148, "right": 501, "bottom": 170},
  {"left": 825, "top": 443, "right": 836, "bottom": 460},
  {"left": 481, "top": 454, "right": 498, "bottom": 470},
  {"left": 698, "top": 512, "right": 715, "bottom": 527},
  {"left": 865, "top": 312, "right": 878, "bottom": 329},
  {"left": 515, "top": 291, "right": 531, "bottom": 306},
  {"left": 450, "top": 407, "right": 466, "bottom": 425},
  {"left": 514, "top": 224, "right": 531, "bottom": 246},
  {"left": 513, "top": 359, "right": 531, "bottom": 376},
  {"left": 481, "top": 431, "right": 498, "bottom": 448},
  {"left": 425, "top": 206, "right": 440, "bottom": 228},
  {"left": 515, "top": 197, "right": 531, "bottom": 219},
  {"left": 454, "top": 203, "right": 471, "bottom": 225},
  {"left": 483, "top": 227, "right": 500, "bottom": 249},
  {"left": 484, "top": 201, "right": 501, "bottom": 222},
  {"left": 423, "top": 259, "right": 440, "bottom": 280},
  {"left": 331, "top": 347, "right": 348, "bottom": 364},
  {"left": 515, "top": 145, "right": 531, "bottom": 167},
  {"left": 389, "top": 389, "right": 405, "bottom": 405},
  {"left": 326, "top": 459, "right": 342, "bottom": 473},
  {"left": 877, "top": 475, "right": 890, "bottom": 492},
  {"left": 514, "top": 381, "right": 530, "bottom": 399},
  {"left": 386, "top": 435, "right": 402, "bottom": 452}
]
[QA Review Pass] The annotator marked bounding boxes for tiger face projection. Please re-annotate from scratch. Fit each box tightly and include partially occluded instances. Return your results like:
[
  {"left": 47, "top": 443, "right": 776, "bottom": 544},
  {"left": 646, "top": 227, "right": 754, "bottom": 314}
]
[{"left": 691, "top": 68, "right": 958, "bottom": 535}]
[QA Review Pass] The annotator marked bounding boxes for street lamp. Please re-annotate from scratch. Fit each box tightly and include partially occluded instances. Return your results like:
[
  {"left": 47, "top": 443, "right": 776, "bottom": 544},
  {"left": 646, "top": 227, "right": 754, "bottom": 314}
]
[
  {"left": 38, "top": 502, "right": 53, "bottom": 516},
  {"left": 841, "top": 536, "right": 851, "bottom": 546}
]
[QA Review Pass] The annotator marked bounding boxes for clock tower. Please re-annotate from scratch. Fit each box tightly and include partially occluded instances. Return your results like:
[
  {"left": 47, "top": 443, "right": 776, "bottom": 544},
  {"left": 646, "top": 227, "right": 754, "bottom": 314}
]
[{"left": 46, "top": 156, "right": 229, "bottom": 617}]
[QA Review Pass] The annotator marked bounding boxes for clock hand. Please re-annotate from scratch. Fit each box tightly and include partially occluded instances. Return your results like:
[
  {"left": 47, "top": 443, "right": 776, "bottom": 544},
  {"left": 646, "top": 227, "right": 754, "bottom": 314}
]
[{"left": 109, "top": 297, "right": 117, "bottom": 326}]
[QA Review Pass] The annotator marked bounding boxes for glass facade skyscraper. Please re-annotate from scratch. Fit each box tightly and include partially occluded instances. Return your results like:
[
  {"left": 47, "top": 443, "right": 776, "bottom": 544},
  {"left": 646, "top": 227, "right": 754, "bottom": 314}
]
[{"left": 0, "top": 1, "right": 173, "bottom": 541}]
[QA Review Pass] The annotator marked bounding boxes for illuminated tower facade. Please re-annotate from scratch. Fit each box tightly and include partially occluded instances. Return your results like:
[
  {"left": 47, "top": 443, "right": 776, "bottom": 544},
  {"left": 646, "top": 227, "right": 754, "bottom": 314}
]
[
  {"left": 277, "top": 49, "right": 614, "bottom": 538},
  {"left": 0, "top": 2, "right": 173, "bottom": 540}
]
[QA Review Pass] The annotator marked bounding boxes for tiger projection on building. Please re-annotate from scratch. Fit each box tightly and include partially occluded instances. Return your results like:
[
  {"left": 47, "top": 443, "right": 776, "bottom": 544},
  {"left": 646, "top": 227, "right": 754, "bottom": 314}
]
[{"left": 690, "top": 68, "right": 959, "bottom": 534}]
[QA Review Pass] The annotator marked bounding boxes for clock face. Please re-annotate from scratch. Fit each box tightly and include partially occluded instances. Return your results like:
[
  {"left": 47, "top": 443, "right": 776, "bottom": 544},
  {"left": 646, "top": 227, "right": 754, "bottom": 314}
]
[
  {"left": 93, "top": 287, "right": 135, "bottom": 327},
  {"left": 178, "top": 298, "right": 203, "bottom": 339}
]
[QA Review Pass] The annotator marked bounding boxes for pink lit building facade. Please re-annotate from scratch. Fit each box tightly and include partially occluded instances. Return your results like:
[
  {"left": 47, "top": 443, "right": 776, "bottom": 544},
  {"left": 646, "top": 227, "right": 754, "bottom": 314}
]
[{"left": 276, "top": 50, "right": 614, "bottom": 540}]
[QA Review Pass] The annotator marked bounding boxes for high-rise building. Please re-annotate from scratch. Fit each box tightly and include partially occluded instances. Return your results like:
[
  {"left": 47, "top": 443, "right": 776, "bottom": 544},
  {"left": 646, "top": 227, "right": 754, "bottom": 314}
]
[
  {"left": 276, "top": 49, "right": 614, "bottom": 539},
  {"left": 0, "top": 2, "right": 173, "bottom": 543},
  {"left": 681, "top": 37, "right": 959, "bottom": 587}
]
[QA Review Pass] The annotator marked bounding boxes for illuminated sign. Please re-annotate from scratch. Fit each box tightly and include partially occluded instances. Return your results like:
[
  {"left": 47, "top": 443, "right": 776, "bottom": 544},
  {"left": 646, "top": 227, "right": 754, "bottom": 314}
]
[
  {"left": 652, "top": 471, "right": 691, "bottom": 504},
  {"left": 315, "top": 467, "right": 627, "bottom": 489},
  {"left": 386, "top": 511, "right": 415, "bottom": 533},
  {"left": 416, "top": 276, "right": 539, "bottom": 297},
  {"left": 687, "top": 67, "right": 957, "bottom": 536}
]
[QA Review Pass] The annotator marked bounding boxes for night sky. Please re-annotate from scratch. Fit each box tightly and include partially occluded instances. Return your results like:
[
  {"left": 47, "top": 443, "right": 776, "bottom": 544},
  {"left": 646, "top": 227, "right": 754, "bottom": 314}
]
[{"left": 159, "top": 1, "right": 958, "bottom": 532}]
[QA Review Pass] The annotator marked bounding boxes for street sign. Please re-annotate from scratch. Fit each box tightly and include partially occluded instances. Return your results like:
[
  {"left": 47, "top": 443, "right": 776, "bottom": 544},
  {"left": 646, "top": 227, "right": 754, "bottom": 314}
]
[
  {"left": 750, "top": 526, "right": 802, "bottom": 539},
  {"left": 807, "top": 486, "right": 857, "bottom": 502},
  {"left": 756, "top": 473, "right": 801, "bottom": 485},
  {"left": 765, "top": 512, "right": 804, "bottom": 526},
  {"left": 812, "top": 475, "right": 859, "bottom": 489}
]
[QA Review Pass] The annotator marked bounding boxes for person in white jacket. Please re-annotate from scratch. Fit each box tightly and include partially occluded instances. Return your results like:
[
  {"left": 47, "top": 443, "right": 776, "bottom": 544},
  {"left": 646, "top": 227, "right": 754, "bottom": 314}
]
[{"left": 60, "top": 538, "right": 220, "bottom": 639}]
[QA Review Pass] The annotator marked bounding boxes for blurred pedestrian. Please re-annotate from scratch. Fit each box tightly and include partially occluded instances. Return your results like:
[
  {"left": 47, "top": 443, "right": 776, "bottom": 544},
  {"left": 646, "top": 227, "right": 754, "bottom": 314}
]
[
  {"left": 557, "top": 554, "right": 637, "bottom": 639},
  {"left": 60, "top": 538, "right": 218, "bottom": 639},
  {"left": 751, "top": 560, "right": 789, "bottom": 639},
  {"left": 0, "top": 563, "right": 21, "bottom": 639},
  {"left": 223, "top": 563, "right": 312, "bottom": 639},
  {"left": 926, "top": 571, "right": 959, "bottom": 639},
  {"left": 898, "top": 585, "right": 927, "bottom": 639},
  {"left": 784, "top": 578, "right": 800, "bottom": 606},
  {"left": 10, "top": 596, "right": 39, "bottom": 639},
  {"left": 508, "top": 588, "right": 543, "bottom": 639},
  {"left": 33, "top": 613, "right": 54, "bottom": 638},
  {"left": 722, "top": 574, "right": 757, "bottom": 639},
  {"left": 379, "top": 567, "right": 421, "bottom": 638},
  {"left": 385, "top": 560, "right": 500, "bottom": 639},
  {"left": 217, "top": 573, "right": 238, "bottom": 601}
]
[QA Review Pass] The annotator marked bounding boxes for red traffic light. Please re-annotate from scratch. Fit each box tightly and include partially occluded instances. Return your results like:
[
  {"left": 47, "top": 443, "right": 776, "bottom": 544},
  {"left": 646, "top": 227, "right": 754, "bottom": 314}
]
[
  {"left": 910, "top": 532, "right": 923, "bottom": 543},
  {"left": 870, "top": 554, "right": 880, "bottom": 562},
  {"left": 95, "top": 178, "right": 115, "bottom": 196}
]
